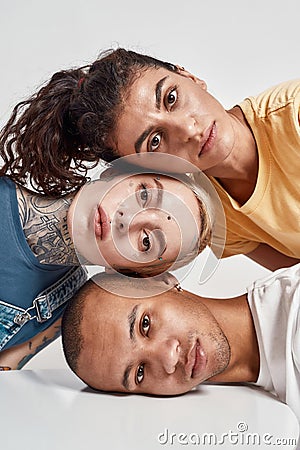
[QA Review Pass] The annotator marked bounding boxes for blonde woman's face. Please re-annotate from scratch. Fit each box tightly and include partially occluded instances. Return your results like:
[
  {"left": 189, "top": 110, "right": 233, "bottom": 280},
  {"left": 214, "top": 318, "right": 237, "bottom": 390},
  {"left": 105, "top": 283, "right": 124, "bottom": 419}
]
[{"left": 67, "top": 173, "right": 201, "bottom": 272}]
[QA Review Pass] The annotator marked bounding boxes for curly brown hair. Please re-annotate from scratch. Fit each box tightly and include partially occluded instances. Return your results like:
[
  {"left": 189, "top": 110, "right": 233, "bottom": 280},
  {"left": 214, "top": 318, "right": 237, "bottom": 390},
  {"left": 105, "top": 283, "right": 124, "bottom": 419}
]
[{"left": 0, "top": 49, "right": 177, "bottom": 197}]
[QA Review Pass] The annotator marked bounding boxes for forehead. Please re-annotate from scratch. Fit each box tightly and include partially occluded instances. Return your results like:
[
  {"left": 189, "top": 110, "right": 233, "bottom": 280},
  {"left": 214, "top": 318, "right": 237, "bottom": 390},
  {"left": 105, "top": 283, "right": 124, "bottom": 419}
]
[
  {"left": 110, "top": 68, "right": 179, "bottom": 154},
  {"left": 79, "top": 294, "right": 147, "bottom": 391},
  {"left": 86, "top": 285, "right": 190, "bottom": 344},
  {"left": 125, "top": 66, "right": 174, "bottom": 106},
  {"left": 79, "top": 294, "right": 135, "bottom": 374}
]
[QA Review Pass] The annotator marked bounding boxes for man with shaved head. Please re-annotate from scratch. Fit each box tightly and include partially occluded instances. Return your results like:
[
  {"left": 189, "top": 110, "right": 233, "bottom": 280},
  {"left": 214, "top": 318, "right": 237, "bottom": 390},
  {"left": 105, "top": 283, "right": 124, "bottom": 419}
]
[{"left": 62, "top": 264, "right": 300, "bottom": 421}]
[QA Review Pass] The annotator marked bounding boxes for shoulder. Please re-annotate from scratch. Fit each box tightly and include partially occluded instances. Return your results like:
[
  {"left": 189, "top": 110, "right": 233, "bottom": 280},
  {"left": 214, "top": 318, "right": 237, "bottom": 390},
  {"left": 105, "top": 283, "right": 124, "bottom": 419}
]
[
  {"left": 0, "top": 176, "right": 15, "bottom": 189},
  {"left": 240, "top": 79, "right": 300, "bottom": 119},
  {"left": 248, "top": 263, "right": 300, "bottom": 305}
]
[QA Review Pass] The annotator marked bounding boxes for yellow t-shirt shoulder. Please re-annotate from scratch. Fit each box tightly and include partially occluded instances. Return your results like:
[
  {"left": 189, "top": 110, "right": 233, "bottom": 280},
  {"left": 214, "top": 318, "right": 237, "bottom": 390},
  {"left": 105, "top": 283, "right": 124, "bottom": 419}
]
[{"left": 208, "top": 79, "right": 300, "bottom": 258}]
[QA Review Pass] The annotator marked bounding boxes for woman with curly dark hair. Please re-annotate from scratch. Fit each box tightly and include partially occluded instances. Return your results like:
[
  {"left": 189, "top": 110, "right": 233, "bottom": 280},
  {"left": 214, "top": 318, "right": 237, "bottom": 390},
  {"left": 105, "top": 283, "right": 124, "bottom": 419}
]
[{"left": 1, "top": 47, "right": 300, "bottom": 271}]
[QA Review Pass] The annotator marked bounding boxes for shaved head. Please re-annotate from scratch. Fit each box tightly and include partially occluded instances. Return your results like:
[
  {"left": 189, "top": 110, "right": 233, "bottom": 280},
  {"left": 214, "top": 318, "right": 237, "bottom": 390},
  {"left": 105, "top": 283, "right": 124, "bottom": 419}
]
[{"left": 61, "top": 272, "right": 230, "bottom": 395}]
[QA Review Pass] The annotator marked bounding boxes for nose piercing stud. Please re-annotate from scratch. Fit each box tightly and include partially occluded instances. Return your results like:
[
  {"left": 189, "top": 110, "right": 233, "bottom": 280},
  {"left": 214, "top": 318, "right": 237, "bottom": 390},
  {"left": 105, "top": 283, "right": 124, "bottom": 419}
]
[{"left": 158, "top": 257, "right": 163, "bottom": 261}]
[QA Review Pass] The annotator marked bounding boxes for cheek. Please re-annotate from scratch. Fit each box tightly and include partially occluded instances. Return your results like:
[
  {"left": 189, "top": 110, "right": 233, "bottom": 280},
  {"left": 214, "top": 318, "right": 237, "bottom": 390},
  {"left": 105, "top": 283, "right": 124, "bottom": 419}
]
[
  {"left": 148, "top": 371, "right": 194, "bottom": 396},
  {"left": 97, "top": 238, "right": 120, "bottom": 266},
  {"left": 162, "top": 218, "right": 181, "bottom": 240},
  {"left": 102, "top": 186, "right": 124, "bottom": 210},
  {"left": 167, "top": 220, "right": 193, "bottom": 256},
  {"left": 157, "top": 380, "right": 188, "bottom": 395},
  {"left": 101, "top": 234, "right": 146, "bottom": 269},
  {"left": 157, "top": 305, "right": 189, "bottom": 334}
]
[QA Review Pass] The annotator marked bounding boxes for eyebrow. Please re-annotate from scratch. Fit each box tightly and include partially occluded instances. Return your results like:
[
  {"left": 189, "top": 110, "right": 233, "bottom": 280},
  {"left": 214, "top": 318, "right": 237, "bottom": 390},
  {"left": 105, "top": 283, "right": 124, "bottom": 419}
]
[
  {"left": 153, "top": 177, "right": 163, "bottom": 207},
  {"left": 153, "top": 177, "right": 167, "bottom": 257},
  {"left": 122, "top": 363, "right": 133, "bottom": 391},
  {"left": 134, "top": 76, "right": 169, "bottom": 154},
  {"left": 128, "top": 304, "right": 138, "bottom": 341},
  {"left": 155, "top": 76, "right": 168, "bottom": 109},
  {"left": 122, "top": 304, "right": 139, "bottom": 390}
]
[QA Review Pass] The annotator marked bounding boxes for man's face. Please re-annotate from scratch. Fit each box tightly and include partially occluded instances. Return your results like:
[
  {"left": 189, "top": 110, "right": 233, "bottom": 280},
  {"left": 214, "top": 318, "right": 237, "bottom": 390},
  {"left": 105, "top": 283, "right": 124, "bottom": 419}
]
[
  {"left": 77, "top": 288, "right": 230, "bottom": 395},
  {"left": 109, "top": 67, "right": 236, "bottom": 175}
]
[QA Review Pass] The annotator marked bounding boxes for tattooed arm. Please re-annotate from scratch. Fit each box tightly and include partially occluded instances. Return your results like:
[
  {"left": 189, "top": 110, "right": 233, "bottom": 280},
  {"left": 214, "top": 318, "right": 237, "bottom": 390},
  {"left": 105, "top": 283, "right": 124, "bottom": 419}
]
[
  {"left": 0, "top": 318, "right": 62, "bottom": 370},
  {"left": 16, "top": 184, "right": 79, "bottom": 266}
]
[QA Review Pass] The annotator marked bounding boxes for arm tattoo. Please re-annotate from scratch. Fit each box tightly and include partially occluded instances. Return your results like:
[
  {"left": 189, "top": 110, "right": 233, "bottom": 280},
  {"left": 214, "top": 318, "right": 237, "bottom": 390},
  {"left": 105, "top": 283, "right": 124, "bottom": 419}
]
[
  {"left": 16, "top": 185, "right": 78, "bottom": 265},
  {"left": 16, "top": 324, "right": 61, "bottom": 370}
]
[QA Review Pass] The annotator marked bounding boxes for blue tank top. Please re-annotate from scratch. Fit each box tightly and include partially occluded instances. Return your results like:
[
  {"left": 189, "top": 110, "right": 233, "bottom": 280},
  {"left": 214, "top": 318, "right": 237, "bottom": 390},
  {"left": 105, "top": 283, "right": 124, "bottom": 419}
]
[{"left": 0, "top": 177, "right": 72, "bottom": 349}]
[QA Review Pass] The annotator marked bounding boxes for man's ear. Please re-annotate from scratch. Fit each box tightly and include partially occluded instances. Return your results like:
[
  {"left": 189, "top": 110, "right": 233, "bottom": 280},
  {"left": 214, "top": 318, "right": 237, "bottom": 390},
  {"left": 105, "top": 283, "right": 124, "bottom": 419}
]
[{"left": 176, "top": 65, "right": 207, "bottom": 90}]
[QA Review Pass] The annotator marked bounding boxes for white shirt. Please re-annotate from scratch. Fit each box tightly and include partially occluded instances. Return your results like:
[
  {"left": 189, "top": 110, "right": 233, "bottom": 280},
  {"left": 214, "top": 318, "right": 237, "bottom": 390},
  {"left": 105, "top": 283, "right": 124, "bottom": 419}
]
[{"left": 247, "top": 263, "right": 300, "bottom": 420}]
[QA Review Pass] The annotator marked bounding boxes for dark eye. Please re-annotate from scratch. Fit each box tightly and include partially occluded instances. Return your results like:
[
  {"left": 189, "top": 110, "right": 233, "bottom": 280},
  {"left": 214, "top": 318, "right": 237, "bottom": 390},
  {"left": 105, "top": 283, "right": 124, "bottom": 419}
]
[
  {"left": 142, "top": 231, "right": 151, "bottom": 251},
  {"left": 167, "top": 88, "right": 177, "bottom": 107},
  {"left": 150, "top": 133, "right": 161, "bottom": 152},
  {"left": 141, "top": 314, "right": 150, "bottom": 336},
  {"left": 136, "top": 364, "right": 144, "bottom": 384},
  {"left": 140, "top": 184, "right": 148, "bottom": 206}
]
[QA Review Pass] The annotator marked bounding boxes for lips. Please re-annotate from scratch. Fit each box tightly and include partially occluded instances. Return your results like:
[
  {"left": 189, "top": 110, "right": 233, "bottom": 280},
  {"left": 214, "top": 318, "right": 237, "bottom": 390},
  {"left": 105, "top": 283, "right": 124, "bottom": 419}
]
[
  {"left": 94, "top": 205, "right": 110, "bottom": 240},
  {"left": 198, "top": 122, "right": 216, "bottom": 157},
  {"left": 186, "top": 340, "right": 207, "bottom": 379}
]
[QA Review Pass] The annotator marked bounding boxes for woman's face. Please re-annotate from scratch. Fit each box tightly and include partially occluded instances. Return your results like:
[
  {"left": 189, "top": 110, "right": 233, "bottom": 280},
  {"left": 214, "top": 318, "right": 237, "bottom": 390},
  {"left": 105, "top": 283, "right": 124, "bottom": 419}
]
[
  {"left": 108, "top": 67, "right": 236, "bottom": 175},
  {"left": 67, "top": 173, "right": 201, "bottom": 272}
]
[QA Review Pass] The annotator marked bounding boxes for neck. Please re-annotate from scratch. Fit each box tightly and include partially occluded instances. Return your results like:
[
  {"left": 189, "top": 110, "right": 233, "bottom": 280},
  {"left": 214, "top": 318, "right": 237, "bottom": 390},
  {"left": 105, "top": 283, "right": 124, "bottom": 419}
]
[
  {"left": 196, "top": 292, "right": 259, "bottom": 384},
  {"left": 16, "top": 185, "right": 79, "bottom": 265},
  {"left": 210, "top": 294, "right": 259, "bottom": 383},
  {"left": 205, "top": 106, "right": 258, "bottom": 205}
]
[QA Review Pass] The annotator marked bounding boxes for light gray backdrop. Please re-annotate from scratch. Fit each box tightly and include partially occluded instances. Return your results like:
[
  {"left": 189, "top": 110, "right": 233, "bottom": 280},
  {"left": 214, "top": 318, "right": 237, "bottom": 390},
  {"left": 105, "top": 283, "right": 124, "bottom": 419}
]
[{"left": 1, "top": 0, "right": 299, "bottom": 368}]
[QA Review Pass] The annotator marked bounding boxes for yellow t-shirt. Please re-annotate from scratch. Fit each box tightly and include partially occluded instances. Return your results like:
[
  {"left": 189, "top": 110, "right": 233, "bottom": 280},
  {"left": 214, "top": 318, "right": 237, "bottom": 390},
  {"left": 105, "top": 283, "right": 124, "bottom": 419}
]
[{"left": 208, "top": 79, "right": 300, "bottom": 258}]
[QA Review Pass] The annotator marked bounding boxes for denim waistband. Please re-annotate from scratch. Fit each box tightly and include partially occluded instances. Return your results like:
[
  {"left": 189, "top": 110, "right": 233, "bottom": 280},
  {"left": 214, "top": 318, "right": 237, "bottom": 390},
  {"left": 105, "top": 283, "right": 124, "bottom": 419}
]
[{"left": 0, "top": 265, "right": 88, "bottom": 350}]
